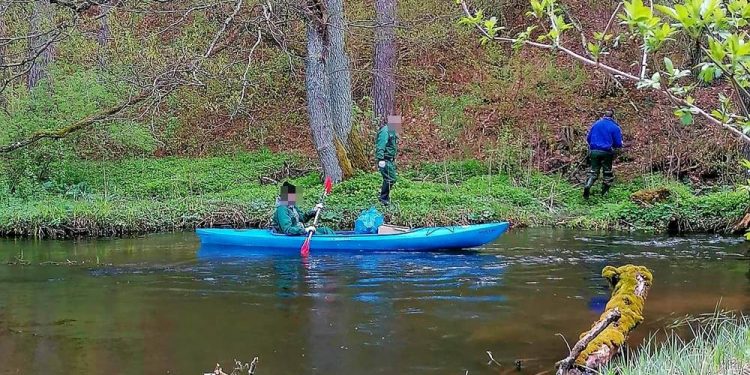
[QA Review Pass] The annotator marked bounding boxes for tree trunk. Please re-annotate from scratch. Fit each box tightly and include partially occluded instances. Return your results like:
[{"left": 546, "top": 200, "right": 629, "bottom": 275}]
[
  {"left": 373, "top": 0, "right": 397, "bottom": 126},
  {"left": 325, "top": 0, "right": 372, "bottom": 175},
  {"left": 304, "top": 20, "right": 343, "bottom": 182},
  {"left": 325, "top": 0, "right": 352, "bottom": 144},
  {"left": 0, "top": 2, "right": 8, "bottom": 107},
  {"left": 27, "top": 0, "right": 55, "bottom": 89},
  {"left": 324, "top": 0, "right": 360, "bottom": 178},
  {"left": 96, "top": 2, "right": 111, "bottom": 67}
]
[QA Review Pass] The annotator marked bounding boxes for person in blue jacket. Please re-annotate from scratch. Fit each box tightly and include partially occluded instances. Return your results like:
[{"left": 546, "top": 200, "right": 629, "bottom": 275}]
[{"left": 584, "top": 109, "right": 623, "bottom": 199}]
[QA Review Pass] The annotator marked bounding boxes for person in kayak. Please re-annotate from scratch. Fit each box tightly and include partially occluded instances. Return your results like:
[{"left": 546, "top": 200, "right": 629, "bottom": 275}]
[
  {"left": 272, "top": 181, "right": 335, "bottom": 235},
  {"left": 584, "top": 109, "right": 623, "bottom": 199},
  {"left": 375, "top": 115, "right": 401, "bottom": 205}
]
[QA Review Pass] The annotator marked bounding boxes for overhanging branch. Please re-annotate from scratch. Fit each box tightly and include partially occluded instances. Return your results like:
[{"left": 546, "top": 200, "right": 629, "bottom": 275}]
[
  {"left": 458, "top": 0, "right": 750, "bottom": 144},
  {"left": 0, "top": 89, "right": 152, "bottom": 153}
]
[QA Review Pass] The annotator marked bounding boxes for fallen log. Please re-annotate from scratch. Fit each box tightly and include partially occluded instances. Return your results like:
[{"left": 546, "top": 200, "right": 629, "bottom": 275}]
[{"left": 556, "top": 265, "right": 653, "bottom": 375}]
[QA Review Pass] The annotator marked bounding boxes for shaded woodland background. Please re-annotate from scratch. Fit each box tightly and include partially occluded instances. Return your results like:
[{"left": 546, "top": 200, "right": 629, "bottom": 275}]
[{"left": 0, "top": 0, "right": 747, "bottom": 192}]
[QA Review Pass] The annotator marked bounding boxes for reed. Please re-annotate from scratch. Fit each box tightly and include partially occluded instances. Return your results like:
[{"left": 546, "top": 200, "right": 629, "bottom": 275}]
[{"left": 602, "top": 312, "right": 750, "bottom": 375}]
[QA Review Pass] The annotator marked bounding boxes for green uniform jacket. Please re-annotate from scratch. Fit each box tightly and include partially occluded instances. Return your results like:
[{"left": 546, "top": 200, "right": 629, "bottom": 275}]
[
  {"left": 272, "top": 204, "right": 316, "bottom": 235},
  {"left": 375, "top": 126, "right": 398, "bottom": 183},
  {"left": 375, "top": 126, "right": 398, "bottom": 161}
]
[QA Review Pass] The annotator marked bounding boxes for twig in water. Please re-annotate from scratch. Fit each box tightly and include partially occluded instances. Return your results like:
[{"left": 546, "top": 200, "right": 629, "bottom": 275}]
[
  {"left": 208, "top": 357, "right": 259, "bottom": 375},
  {"left": 556, "top": 333, "right": 572, "bottom": 352},
  {"left": 249, "top": 357, "right": 259, "bottom": 374},
  {"left": 7, "top": 254, "right": 31, "bottom": 266},
  {"left": 486, "top": 351, "right": 502, "bottom": 367}
]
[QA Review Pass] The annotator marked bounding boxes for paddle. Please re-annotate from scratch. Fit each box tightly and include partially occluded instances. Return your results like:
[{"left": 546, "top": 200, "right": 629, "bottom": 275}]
[{"left": 300, "top": 176, "right": 333, "bottom": 257}]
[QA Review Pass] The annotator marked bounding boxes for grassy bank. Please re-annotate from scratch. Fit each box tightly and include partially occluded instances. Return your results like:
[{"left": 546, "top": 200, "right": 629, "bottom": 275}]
[
  {"left": 603, "top": 314, "right": 750, "bottom": 375},
  {"left": 0, "top": 151, "right": 747, "bottom": 238}
]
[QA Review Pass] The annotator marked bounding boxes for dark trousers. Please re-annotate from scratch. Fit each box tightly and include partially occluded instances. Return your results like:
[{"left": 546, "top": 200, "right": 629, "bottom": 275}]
[
  {"left": 379, "top": 160, "right": 397, "bottom": 204},
  {"left": 379, "top": 180, "right": 393, "bottom": 203},
  {"left": 587, "top": 150, "right": 614, "bottom": 187}
]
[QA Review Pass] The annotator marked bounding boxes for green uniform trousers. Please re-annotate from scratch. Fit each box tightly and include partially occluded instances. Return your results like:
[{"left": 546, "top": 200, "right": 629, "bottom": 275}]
[{"left": 379, "top": 161, "right": 397, "bottom": 204}]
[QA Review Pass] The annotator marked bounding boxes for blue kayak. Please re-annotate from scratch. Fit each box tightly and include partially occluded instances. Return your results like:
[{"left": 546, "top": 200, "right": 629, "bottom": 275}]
[{"left": 196, "top": 222, "right": 509, "bottom": 252}]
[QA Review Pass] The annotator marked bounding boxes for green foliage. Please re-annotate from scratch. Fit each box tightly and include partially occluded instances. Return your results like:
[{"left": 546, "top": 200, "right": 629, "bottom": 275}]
[
  {"left": 426, "top": 87, "right": 482, "bottom": 142},
  {"left": 621, "top": 0, "right": 674, "bottom": 51},
  {"left": 408, "top": 159, "right": 489, "bottom": 183},
  {"left": 0, "top": 68, "right": 156, "bottom": 194},
  {"left": 106, "top": 121, "right": 158, "bottom": 155},
  {"left": 1, "top": 154, "right": 746, "bottom": 237},
  {"left": 458, "top": 9, "right": 493, "bottom": 44},
  {"left": 51, "top": 150, "right": 297, "bottom": 199}
]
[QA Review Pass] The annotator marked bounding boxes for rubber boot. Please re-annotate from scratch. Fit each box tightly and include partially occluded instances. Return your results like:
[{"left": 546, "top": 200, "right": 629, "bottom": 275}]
[
  {"left": 601, "top": 184, "right": 611, "bottom": 196},
  {"left": 583, "top": 177, "right": 595, "bottom": 200}
]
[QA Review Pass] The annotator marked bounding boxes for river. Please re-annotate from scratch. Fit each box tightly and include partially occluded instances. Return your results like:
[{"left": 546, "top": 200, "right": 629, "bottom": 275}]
[{"left": 0, "top": 229, "right": 747, "bottom": 374}]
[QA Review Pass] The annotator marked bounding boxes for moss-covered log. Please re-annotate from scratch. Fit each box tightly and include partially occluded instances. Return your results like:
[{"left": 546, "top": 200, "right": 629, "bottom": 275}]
[{"left": 556, "top": 265, "right": 653, "bottom": 375}]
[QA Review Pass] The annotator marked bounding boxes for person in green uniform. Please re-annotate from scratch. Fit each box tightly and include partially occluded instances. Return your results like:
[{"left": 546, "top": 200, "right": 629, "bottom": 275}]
[
  {"left": 272, "top": 182, "right": 335, "bottom": 235},
  {"left": 375, "top": 115, "right": 401, "bottom": 205}
]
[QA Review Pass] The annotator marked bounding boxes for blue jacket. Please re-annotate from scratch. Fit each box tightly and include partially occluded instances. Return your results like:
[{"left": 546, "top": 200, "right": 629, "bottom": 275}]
[{"left": 587, "top": 117, "right": 623, "bottom": 152}]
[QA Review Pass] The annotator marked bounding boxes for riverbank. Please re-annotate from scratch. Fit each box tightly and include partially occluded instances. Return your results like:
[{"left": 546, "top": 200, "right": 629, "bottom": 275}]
[
  {"left": 603, "top": 313, "right": 750, "bottom": 375},
  {"left": 0, "top": 151, "right": 747, "bottom": 238}
]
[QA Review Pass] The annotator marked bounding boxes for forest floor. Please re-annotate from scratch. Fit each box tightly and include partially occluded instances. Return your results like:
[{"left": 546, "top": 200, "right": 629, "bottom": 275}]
[{"left": 0, "top": 151, "right": 747, "bottom": 238}]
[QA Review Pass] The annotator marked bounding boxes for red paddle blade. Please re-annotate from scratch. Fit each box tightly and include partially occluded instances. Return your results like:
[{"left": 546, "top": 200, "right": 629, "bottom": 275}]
[
  {"left": 300, "top": 236, "right": 311, "bottom": 257},
  {"left": 324, "top": 176, "right": 333, "bottom": 195}
]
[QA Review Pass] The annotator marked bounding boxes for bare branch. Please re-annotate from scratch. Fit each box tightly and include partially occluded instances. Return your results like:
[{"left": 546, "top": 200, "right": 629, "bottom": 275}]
[
  {"left": 49, "top": 0, "right": 100, "bottom": 14},
  {"left": 596, "top": 2, "right": 623, "bottom": 64},
  {"left": 0, "top": 21, "right": 72, "bottom": 69},
  {"left": 204, "top": 0, "right": 243, "bottom": 59},
  {"left": 0, "top": 0, "right": 252, "bottom": 153},
  {"left": 232, "top": 28, "right": 263, "bottom": 119}
]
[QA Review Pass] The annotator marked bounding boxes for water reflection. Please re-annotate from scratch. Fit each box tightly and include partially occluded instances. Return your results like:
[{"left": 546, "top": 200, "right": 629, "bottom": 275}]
[{"left": 0, "top": 229, "right": 747, "bottom": 374}]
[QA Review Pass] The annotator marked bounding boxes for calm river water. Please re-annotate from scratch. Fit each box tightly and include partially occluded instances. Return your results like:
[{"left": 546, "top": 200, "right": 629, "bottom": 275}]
[{"left": 0, "top": 229, "right": 748, "bottom": 374}]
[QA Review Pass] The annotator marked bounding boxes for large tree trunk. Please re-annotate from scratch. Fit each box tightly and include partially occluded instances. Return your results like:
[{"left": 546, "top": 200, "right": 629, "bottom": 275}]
[
  {"left": 305, "top": 19, "right": 344, "bottom": 182},
  {"left": 27, "top": 0, "right": 55, "bottom": 89},
  {"left": 326, "top": 0, "right": 352, "bottom": 144},
  {"left": 324, "top": 0, "right": 371, "bottom": 175},
  {"left": 372, "top": 0, "right": 397, "bottom": 126}
]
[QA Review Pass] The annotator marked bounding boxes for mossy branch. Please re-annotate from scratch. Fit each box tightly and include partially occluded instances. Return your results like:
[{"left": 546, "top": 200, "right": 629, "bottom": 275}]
[
  {"left": 556, "top": 308, "right": 621, "bottom": 375},
  {"left": 0, "top": 89, "right": 153, "bottom": 153},
  {"left": 557, "top": 265, "right": 653, "bottom": 375},
  {"left": 0, "top": 7, "right": 245, "bottom": 154}
]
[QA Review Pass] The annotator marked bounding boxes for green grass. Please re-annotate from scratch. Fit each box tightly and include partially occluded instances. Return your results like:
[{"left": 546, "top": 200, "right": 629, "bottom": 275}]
[
  {"left": 0, "top": 152, "right": 747, "bottom": 237},
  {"left": 603, "top": 313, "right": 750, "bottom": 375}
]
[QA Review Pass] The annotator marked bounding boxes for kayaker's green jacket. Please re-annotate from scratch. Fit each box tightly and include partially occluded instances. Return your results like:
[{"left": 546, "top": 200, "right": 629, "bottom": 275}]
[
  {"left": 375, "top": 126, "right": 398, "bottom": 162},
  {"left": 273, "top": 204, "right": 316, "bottom": 235}
]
